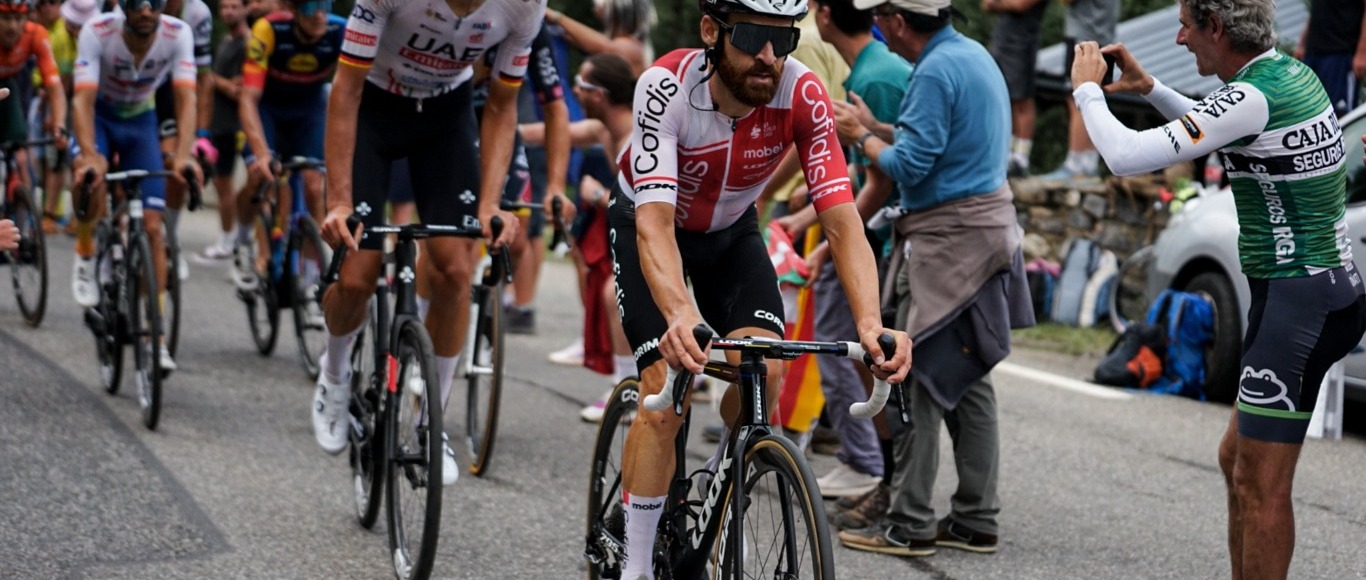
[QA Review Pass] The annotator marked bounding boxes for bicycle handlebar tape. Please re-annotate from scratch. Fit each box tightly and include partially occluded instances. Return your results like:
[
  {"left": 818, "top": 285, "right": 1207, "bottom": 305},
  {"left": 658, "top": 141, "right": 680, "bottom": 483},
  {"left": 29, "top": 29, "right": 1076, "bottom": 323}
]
[
  {"left": 182, "top": 167, "right": 203, "bottom": 212},
  {"left": 75, "top": 170, "right": 96, "bottom": 221},
  {"left": 850, "top": 333, "right": 898, "bottom": 419},
  {"left": 643, "top": 324, "right": 715, "bottom": 415}
]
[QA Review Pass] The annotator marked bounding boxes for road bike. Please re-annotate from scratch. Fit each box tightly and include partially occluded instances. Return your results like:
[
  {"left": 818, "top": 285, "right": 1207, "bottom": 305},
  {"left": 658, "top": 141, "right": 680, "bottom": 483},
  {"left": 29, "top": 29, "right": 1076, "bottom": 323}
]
[
  {"left": 329, "top": 214, "right": 505, "bottom": 580},
  {"left": 457, "top": 197, "right": 572, "bottom": 477},
  {"left": 584, "top": 324, "right": 904, "bottom": 579},
  {"left": 78, "top": 168, "right": 200, "bottom": 430},
  {"left": 236, "top": 157, "right": 330, "bottom": 378},
  {"left": 0, "top": 139, "right": 51, "bottom": 327}
]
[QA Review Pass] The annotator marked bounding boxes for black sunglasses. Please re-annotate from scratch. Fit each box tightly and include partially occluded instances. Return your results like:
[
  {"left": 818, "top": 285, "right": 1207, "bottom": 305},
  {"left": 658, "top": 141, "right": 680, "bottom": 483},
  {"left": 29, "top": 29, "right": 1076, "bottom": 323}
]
[{"left": 715, "top": 20, "right": 801, "bottom": 58}]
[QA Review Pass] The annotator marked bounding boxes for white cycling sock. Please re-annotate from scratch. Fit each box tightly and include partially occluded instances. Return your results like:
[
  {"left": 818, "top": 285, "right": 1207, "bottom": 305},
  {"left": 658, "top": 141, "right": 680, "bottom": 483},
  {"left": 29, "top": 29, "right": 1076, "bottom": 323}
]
[
  {"left": 622, "top": 493, "right": 666, "bottom": 579},
  {"left": 416, "top": 296, "right": 430, "bottom": 323},
  {"left": 323, "top": 329, "right": 358, "bottom": 385},
  {"left": 436, "top": 354, "right": 459, "bottom": 412},
  {"left": 611, "top": 354, "right": 635, "bottom": 385}
]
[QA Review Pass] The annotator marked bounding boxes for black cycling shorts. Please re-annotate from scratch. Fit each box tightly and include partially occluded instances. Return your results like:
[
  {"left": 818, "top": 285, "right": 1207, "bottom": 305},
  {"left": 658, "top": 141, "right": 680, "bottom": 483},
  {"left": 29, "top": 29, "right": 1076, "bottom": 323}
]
[
  {"left": 609, "top": 188, "right": 786, "bottom": 373},
  {"left": 352, "top": 82, "right": 480, "bottom": 250},
  {"left": 1238, "top": 265, "right": 1366, "bottom": 443}
]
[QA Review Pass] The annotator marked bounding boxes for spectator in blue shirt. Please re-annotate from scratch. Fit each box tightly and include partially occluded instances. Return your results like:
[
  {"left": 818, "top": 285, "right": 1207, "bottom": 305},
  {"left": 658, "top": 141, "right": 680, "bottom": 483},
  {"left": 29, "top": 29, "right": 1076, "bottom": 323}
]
[{"left": 835, "top": 0, "right": 1032, "bottom": 558}]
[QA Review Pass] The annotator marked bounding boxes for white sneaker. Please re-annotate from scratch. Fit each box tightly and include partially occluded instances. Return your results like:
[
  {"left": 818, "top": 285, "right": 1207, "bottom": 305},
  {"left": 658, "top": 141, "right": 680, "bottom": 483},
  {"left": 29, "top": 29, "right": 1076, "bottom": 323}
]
[
  {"left": 232, "top": 242, "right": 258, "bottom": 291},
  {"left": 578, "top": 387, "right": 614, "bottom": 423},
  {"left": 548, "top": 338, "right": 585, "bottom": 366},
  {"left": 441, "top": 433, "right": 459, "bottom": 486},
  {"left": 72, "top": 256, "right": 100, "bottom": 307},
  {"left": 311, "top": 360, "right": 351, "bottom": 455},
  {"left": 816, "top": 463, "right": 880, "bottom": 499},
  {"left": 158, "top": 345, "right": 177, "bottom": 372},
  {"left": 200, "top": 243, "right": 232, "bottom": 261}
]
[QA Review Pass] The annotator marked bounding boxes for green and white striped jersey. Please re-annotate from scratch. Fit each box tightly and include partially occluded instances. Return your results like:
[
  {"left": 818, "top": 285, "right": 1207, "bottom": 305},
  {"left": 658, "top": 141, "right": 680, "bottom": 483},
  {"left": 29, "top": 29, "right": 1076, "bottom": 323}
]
[{"left": 1074, "top": 49, "right": 1352, "bottom": 279}]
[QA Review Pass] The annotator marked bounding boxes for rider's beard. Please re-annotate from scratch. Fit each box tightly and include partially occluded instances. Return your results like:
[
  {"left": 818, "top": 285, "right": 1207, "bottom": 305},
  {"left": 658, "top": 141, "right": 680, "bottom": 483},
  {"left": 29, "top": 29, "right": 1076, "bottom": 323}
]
[{"left": 715, "top": 49, "right": 780, "bottom": 109}]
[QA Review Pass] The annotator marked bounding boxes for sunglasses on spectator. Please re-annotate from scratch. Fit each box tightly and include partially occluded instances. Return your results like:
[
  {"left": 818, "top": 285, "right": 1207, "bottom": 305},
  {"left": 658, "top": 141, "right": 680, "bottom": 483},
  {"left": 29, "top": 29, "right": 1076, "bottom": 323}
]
[
  {"left": 297, "top": 0, "right": 332, "bottom": 16},
  {"left": 715, "top": 20, "right": 801, "bottom": 58},
  {"left": 575, "top": 74, "right": 605, "bottom": 92}
]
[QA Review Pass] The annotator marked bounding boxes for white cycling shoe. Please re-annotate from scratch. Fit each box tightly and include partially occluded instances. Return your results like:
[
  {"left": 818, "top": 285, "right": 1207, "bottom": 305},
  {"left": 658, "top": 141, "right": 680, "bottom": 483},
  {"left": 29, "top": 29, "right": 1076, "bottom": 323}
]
[
  {"left": 72, "top": 257, "right": 100, "bottom": 307},
  {"left": 311, "top": 361, "right": 351, "bottom": 455}
]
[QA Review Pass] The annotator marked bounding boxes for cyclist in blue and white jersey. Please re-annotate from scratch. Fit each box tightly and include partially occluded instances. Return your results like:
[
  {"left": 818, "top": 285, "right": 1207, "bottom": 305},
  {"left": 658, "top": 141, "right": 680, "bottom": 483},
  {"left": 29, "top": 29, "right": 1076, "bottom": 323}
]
[{"left": 70, "top": 0, "right": 202, "bottom": 371}]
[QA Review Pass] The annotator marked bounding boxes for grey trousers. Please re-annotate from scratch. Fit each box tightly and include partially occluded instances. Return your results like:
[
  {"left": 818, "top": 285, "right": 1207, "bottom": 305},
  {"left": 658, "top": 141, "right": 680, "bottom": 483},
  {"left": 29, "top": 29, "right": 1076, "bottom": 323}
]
[
  {"left": 812, "top": 261, "right": 883, "bottom": 477},
  {"left": 885, "top": 373, "right": 1001, "bottom": 538}
]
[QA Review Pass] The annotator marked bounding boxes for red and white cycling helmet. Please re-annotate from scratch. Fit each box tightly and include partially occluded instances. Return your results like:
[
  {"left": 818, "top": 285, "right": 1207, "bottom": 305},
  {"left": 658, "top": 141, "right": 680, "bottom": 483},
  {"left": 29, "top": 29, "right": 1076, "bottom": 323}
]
[{"left": 0, "top": 0, "right": 31, "bottom": 14}]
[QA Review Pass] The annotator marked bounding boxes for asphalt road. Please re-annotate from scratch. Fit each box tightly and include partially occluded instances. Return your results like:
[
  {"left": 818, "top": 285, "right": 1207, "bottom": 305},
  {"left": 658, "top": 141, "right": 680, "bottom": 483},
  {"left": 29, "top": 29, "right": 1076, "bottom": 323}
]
[{"left": 2, "top": 208, "right": 1364, "bottom": 579}]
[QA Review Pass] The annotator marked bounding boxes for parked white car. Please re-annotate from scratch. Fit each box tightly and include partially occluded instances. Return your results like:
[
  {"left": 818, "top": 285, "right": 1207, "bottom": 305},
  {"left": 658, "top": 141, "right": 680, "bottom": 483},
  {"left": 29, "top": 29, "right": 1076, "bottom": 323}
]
[{"left": 1145, "top": 105, "right": 1366, "bottom": 403}]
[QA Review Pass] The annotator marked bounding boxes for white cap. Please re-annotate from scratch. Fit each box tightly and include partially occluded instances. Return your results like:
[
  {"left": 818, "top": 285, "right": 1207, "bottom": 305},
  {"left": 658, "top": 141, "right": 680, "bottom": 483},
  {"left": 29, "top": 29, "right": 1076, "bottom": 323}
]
[
  {"left": 852, "top": 0, "right": 949, "bottom": 17},
  {"left": 62, "top": 0, "right": 100, "bottom": 28}
]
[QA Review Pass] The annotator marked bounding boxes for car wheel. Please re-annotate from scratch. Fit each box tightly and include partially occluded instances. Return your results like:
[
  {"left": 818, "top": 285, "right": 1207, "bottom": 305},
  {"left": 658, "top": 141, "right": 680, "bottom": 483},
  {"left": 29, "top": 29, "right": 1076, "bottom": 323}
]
[{"left": 1185, "top": 272, "right": 1242, "bottom": 403}]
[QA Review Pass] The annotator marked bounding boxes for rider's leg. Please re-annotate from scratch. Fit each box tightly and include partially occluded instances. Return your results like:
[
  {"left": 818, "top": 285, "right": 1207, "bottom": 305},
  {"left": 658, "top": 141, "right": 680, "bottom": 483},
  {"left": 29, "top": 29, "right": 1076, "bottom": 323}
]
[
  {"left": 621, "top": 359, "right": 684, "bottom": 579},
  {"left": 419, "top": 236, "right": 478, "bottom": 410},
  {"left": 321, "top": 250, "right": 384, "bottom": 374}
]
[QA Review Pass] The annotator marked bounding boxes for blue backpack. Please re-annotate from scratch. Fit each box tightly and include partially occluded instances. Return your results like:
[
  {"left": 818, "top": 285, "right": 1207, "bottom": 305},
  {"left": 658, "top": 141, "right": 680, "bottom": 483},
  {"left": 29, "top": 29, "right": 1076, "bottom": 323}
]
[{"left": 1145, "top": 290, "right": 1214, "bottom": 400}]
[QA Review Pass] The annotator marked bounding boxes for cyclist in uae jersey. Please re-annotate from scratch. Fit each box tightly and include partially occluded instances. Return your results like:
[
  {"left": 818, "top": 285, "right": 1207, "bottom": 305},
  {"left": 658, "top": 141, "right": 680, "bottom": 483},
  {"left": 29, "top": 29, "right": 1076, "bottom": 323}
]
[
  {"left": 1070, "top": 2, "right": 1366, "bottom": 577},
  {"left": 612, "top": 1, "right": 909, "bottom": 577},
  {"left": 70, "top": 2, "right": 202, "bottom": 371},
  {"left": 311, "top": 0, "right": 567, "bottom": 487},
  {"left": 0, "top": 0, "right": 67, "bottom": 153},
  {"left": 230, "top": 0, "right": 343, "bottom": 292}
]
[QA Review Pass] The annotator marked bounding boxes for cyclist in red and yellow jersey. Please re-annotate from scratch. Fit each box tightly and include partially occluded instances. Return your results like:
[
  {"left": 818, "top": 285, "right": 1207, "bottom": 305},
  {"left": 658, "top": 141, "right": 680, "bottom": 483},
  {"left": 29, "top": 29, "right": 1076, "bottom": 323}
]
[{"left": 0, "top": 0, "right": 67, "bottom": 187}]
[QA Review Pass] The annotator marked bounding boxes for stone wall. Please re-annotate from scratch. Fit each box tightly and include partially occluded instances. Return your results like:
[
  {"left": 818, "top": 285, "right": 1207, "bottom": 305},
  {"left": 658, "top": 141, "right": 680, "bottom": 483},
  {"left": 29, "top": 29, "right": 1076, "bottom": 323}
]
[{"left": 1011, "top": 164, "right": 1193, "bottom": 263}]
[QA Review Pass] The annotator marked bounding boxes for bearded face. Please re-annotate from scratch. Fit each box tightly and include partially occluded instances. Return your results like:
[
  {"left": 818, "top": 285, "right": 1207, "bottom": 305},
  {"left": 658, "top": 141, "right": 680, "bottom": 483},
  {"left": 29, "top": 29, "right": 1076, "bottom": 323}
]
[{"left": 715, "top": 39, "right": 782, "bottom": 108}]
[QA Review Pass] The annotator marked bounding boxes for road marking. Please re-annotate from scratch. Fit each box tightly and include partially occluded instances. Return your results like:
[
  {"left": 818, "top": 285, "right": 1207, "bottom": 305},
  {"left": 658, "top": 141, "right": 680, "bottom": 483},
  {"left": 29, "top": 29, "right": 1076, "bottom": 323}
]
[{"left": 995, "top": 361, "right": 1135, "bottom": 401}]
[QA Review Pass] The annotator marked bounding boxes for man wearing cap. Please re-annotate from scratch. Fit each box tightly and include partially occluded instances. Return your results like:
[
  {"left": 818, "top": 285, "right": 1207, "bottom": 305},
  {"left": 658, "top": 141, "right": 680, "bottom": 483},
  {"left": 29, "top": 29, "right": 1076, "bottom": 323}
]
[{"left": 834, "top": 0, "right": 1032, "bottom": 558}]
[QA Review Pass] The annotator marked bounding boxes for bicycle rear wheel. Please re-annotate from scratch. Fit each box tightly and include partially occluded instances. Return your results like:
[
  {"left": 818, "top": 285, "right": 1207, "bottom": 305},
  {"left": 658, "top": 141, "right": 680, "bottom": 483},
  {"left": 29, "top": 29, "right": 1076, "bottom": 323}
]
[
  {"left": 241, "top": 210, "right": 279, "bottom": 355},
  {"left": 7, "top": 186, "right": 47, "bottom": 326},
  {"left": 713, "top": 434, "right": 834, "bottom": 580},
  {"left": 584, "top": 378, "right": 639, "bottom": 580},
  {"left": 162, "top": 239, "right": 181, "bottom": 374},
  {"left": 464, "top": 271, "right": 504, "bottom": 477},
  {"left": 291, "top": 216, "right": 330, "bottom": 379},
  {"left": 94, "top": 238, "right": 124, "bottom": 394},
  {"left": 349, "top": 297, "right": 384, "bottom": 529},
  {"left": 386, "top": 319, "right": 443, "bottom": 580},
  {"left": 128, "top": 235, "right": 164, "bottom": 430}
]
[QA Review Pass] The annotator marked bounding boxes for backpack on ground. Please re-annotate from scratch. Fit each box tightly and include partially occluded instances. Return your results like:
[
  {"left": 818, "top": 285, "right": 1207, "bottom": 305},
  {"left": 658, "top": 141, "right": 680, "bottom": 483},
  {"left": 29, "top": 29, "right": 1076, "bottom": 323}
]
[
  {"left": 1094, "top": 322, "right": 1166, "bottom": 388},
  {"left": 1146, "top": 289, "right": 1214, "bottom": 400},
  {"left": 1052, "top": 238, "right": 1116, "bottom": 326}
]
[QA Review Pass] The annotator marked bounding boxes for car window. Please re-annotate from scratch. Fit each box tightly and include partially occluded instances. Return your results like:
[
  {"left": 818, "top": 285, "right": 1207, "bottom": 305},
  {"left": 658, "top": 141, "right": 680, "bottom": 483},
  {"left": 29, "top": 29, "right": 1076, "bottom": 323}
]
[{"left": 1344, "top": 111, "right": 1366, "bottom": 204}]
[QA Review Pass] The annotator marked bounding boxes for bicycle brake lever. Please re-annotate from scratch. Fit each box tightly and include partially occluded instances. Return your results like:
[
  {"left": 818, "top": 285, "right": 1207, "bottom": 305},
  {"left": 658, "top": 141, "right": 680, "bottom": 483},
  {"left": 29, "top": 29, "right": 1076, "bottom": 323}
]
[
  {"left": 643, "top": 324, "right": 714, "bottom": 414},
  {"left": 323, "top": 215, "right": 362, "bottom": 285},
  {"left": 850, "top": 333, "right": 899, "bottom": 419}
]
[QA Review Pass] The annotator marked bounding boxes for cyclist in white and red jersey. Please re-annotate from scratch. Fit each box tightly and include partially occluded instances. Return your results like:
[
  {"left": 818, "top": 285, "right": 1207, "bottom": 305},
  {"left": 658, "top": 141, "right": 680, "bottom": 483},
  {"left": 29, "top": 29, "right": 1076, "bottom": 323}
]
[
  {"left": 313, "top": 0, "right": 571, "bottom": 488},
  {"left": 612, "top": 0, "right": 910, "bottom": 576},
  {"left": 70, "top": 0, "right": 202, "bottom": 371}
]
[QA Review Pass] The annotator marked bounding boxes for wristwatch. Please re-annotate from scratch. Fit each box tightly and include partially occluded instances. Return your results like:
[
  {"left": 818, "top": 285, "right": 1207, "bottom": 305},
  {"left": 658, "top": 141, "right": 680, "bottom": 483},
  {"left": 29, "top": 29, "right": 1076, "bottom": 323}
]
[{"left": 854, "top": 131, "right": 876, "bottom": 157}]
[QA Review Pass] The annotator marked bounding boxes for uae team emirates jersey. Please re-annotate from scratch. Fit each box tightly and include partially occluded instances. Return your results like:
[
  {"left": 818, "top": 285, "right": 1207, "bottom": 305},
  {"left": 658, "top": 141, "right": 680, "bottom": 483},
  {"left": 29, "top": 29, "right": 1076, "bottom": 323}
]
[
  {"left": 339, "top": 0, "right": 543, "bottom": 98},
  {"left": 619, "top": 49, "right": 854, "bottom": 233}
]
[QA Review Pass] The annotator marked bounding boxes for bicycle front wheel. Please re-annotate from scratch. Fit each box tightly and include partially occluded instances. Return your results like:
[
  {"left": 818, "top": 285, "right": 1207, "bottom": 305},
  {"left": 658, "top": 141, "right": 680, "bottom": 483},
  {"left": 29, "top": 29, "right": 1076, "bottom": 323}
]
[
  {"left": 464, "top": 276, "right": 504, "bottom": 477},
  {"left": 291, "top": 216, "right": 330, "bottom": 379},
  {"left": 713, "top": 434, "right": 835, "bottom": 580},
  {"left": 386, "top": 319, "right": 443, "bottom": 580},
  {"left": 128, "top": 235, "right": 164, "bottom": 430},
  {"left": 8, "top": 186, "right": 47, "bottom": 326},
  {"left": 349, "top": 297, "right": 383, "bottom": 529},
  {"left": 241, "top": 210, "right": 279, "bottom": 355},
  {"left": 584, "top": 378, "right": 639, "bottom": 580}
]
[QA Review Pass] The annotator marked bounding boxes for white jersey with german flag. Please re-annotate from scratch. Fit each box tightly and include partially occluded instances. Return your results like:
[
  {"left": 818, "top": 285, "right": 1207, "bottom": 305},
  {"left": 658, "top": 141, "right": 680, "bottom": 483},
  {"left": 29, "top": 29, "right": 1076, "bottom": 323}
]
[
  {"left": 74, "top": 13, "right": 196, "bottom": 118},
  {"left": 339, "top": 0, "right": 544, "bottom": 99}
]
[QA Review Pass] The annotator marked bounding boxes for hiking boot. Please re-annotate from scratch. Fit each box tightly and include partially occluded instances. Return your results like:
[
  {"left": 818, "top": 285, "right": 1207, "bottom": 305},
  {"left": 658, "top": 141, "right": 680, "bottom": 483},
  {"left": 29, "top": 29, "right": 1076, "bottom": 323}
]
[
  {"left": 834, "top": 482, "right": 880, "bottom": 512},
  {"left": 830, "top": 483, "right": 890, "bottom": 531},
  {"left": 505, "top": 305, "right": 536, "bottom": 335},
  {"left": 816, "top": 464, "right": 879, "bottom": 498},
  {"left": 838, "top": 522, "right": 935, "bottom": 557},
  {"left": 934, "top": 518, "right": 998, "bottom": 554}
]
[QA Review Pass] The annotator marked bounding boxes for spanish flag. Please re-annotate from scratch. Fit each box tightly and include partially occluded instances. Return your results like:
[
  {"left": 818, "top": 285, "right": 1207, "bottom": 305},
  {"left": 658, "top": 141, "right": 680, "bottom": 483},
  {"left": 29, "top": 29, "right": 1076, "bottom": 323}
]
[{"left": 775, "top": 226, "right": 825, "bottom": 435}]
